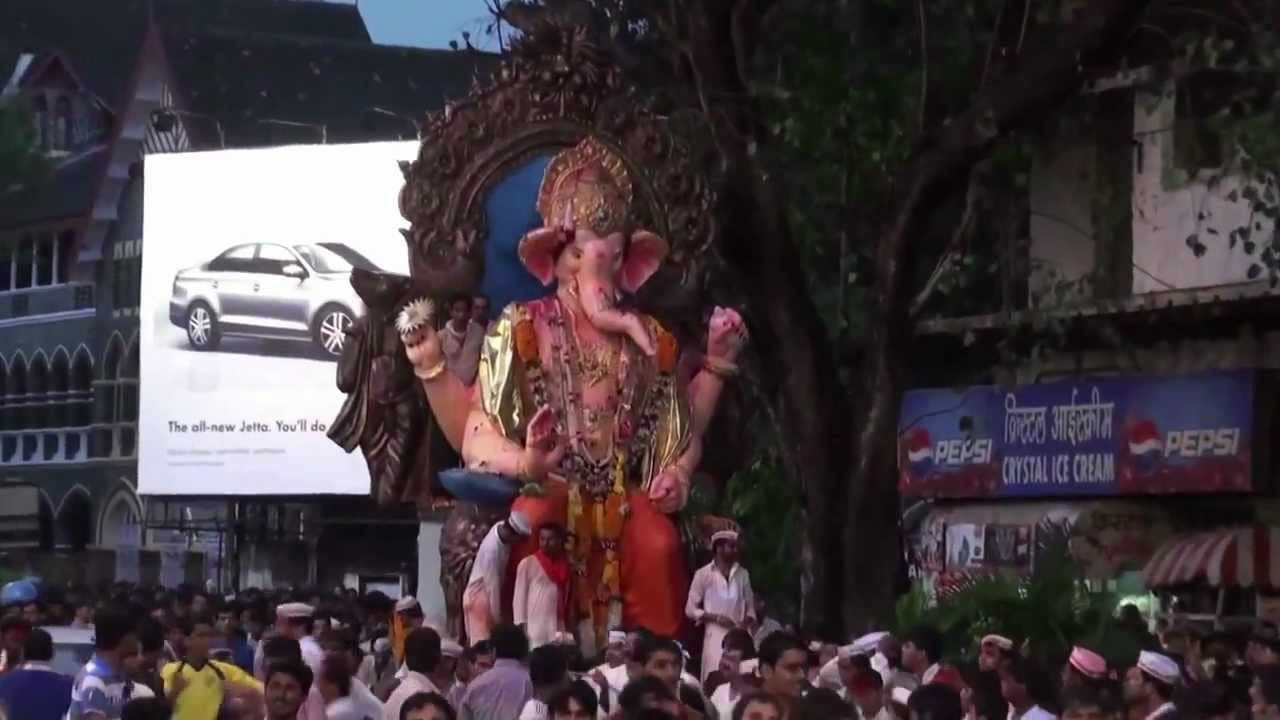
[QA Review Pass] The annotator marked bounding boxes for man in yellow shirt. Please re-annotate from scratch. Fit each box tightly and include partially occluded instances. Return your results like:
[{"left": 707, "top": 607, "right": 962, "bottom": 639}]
[{"left": 162, "top": 615, "right": 263, "bottom": 720}]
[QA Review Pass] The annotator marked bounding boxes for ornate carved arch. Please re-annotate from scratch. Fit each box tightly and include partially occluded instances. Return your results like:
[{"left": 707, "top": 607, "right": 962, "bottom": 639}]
[
  {"left": 331, "top": 15, "right": 718, "bottom": 515},
  {"left": 397, "top": 20, "right": 716, "bottom": 304}
]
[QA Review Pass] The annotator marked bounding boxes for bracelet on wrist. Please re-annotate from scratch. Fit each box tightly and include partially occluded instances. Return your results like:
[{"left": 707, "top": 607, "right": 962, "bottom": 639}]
[
  {"left": 414, "top": 359, "right": 448, "bottom": 381},
  {"left": 702, "top": 355, "right": 739, "bottom": 378}
]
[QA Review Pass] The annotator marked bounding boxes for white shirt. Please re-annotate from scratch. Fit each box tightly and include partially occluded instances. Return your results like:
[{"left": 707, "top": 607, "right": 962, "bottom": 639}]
[
  {"left": 685, "top": 563, "right": 755, "bottom": 625},
  {"left": 384, "top": 670, "right": 440, "bottom": 720},
  {"left": 519, "top": 698, "right": 550, "bottom": 720},
  {"left": 513, "top": 556, "right": 564, "bottom": 648},
  {"left": 710, "top": 682, "right": 742, "bottom": 720},
  {"left": 1009, "top": 706, "right": 1057, "bottom": 720},
  {"left": 348, "top": 679, "right": 384, "bottom": 720},
  {"left": 467, "top": 523, "right": 513, "bottom": 622},
  {"left": 859, "top": 707, "right": 895, "bottom": 720},
  {"left": 753, "top": 617, "right": 783, "bottom": 647},
  {"left": 300, "top": 634, "right": 325, "bottom": 675}
]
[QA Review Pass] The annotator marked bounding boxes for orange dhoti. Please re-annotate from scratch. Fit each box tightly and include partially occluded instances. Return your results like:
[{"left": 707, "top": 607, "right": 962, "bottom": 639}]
[{"left": 510, "top": 484, "right": 687, "bottom": 642}]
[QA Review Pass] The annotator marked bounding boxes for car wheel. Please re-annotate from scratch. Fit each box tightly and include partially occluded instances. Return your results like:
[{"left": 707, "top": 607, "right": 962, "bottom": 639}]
[
  {"left": 185, "top": 302, "right": 220, "bottom": 350},
  {"left": 314, "top": 305, "right": 354, "bottom": 357}
]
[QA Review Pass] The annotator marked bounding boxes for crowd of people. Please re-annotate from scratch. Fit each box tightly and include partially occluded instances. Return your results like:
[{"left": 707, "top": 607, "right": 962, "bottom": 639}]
[{"left": 3, "top": 576, "right": 1280, "bottom": 720}]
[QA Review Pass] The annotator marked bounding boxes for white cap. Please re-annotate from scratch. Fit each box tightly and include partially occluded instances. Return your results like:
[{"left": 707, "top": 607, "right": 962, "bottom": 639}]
[
  {"left": 507, "top": 511, "right": 532, "bottom": 536},
  {"left": 710, "top": 529, "right": 739, "bottom": 545},
  {"left": 981, "top": 634, "right": 1014, "bottom": 651},
  {"left": 441, "top": 638, "right": 464, "bottom": 658},
  {"left": 891, "top": 687, "right": 913, "bottom": 706},
  {"left": 276, "top": 602, "right": 314, "bottom": 619},
  {"left": 853, "top": 631, "right": 889, "bottom": 656},
  {"left": 607, "top": 631, "right": 628, "bottom": 646},
  {"left": 394, "top": 596, "right": 421, "bottom": 614},
  {"left": 1137, "top": 650, "right": 1181, "bottom": 685}
]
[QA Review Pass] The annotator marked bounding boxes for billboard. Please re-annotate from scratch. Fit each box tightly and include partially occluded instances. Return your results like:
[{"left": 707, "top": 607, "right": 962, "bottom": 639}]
[
  {"left": 898, "top": 371, "right": 1256, "bottom": 499},
  {"left": 139, "top": 142, "right": 416, "bottom": 495}
]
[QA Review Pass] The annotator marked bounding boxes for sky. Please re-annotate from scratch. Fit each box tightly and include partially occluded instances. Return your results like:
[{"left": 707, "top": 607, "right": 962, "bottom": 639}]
[{"left": 353, "top": 0, "right": 502, "bottom": 51}]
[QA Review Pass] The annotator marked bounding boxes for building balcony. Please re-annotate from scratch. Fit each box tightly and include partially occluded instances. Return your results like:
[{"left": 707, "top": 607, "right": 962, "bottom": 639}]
[
  {"left": 0, "top": 422, "right": 135, "bottom": 466},
  {"left": 0, "top": 283, "right": 95, "bottom": 325}
]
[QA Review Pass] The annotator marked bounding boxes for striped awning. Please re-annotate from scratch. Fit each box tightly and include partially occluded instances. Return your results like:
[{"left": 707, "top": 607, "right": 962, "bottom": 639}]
[{"left": 1142, "top": 526, "right": 1280, "bottom": 589}]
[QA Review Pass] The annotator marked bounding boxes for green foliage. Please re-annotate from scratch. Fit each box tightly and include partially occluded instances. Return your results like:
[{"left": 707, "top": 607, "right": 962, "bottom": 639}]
[
  {"left": 892, "top": 537, "right": 1118, "bottom": 668},
  {"left": 720, "top": 446, "right": 803, "bottom": 622},
  {"left": 0, "top": 99, "right": 46, "bottom": 191}
]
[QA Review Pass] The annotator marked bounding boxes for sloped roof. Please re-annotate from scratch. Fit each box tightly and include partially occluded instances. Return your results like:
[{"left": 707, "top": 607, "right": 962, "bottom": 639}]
[
  {"left": 0, "top": 0, "right": 381, "bottom": 227},
  {"left": 161, "top": 29, "right": 499, "bottom": 146},
  {"left": 0, "top": 0, "right": 369, "bottom": 116}
]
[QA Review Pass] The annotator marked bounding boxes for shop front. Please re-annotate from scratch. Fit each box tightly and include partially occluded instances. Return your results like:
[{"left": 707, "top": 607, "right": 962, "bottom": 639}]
[{"left": 899, "top": 369, "right": 1275, "bottom": 610}]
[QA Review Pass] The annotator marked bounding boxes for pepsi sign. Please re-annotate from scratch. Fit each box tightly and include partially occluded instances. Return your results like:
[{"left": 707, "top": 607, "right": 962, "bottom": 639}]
[{"left": 899, "top": 371, "right": 1256, "bottom": 498}]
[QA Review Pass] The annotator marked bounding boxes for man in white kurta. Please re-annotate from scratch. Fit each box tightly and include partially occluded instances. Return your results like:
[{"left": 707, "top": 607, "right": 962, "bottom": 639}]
[
  {"left": 685, "top": 529, "right": 757, "bottom": 682},
  {"left": 463, "top": 511, "right": 530, "bottom": 645},
  {"left": 513, "top": 524, "right": 569, "bottom": 649}
]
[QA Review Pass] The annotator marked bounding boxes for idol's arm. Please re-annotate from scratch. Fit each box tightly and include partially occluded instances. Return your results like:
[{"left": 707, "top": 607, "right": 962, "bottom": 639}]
[
  {"left": 418, "top": 372, "right": 470, "bottom": 452},
  {"left": 461, "top": 403, "right": 525, "bottom": 478}
]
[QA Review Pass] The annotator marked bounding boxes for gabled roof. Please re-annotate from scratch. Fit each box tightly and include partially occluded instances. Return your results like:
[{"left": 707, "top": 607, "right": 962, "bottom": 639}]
[
  {"left": 161, "top": 29, "right": 499, "bottom": 147},
  {"left": 0, "top": 0, "right": 371, "bottom": 116}
]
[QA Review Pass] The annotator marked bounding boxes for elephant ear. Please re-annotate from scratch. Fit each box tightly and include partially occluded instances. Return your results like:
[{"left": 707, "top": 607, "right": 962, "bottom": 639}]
[
  {"left": 621, "top": 230, "right": 668, "bottom": 295},
  {"left": 518, "top": 226, "right": 568, "bottom": 286}
]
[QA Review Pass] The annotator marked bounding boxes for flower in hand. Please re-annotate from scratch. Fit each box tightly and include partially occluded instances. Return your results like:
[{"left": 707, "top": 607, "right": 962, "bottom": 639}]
[{"left": 706, "top": 306, "right": 748, "bottom": 364}]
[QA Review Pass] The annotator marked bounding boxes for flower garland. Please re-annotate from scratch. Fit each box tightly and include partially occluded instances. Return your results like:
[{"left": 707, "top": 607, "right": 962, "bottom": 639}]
[{"left": 512, "top": 299, "right": 677, "bottom": 643}]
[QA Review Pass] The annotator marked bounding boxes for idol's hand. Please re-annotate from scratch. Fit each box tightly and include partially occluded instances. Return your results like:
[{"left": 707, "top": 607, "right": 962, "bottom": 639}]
[
  {"left": 401, "top": 325, "right": 444, "bottom": 380},
  {"left": 649, "top": 465, "right": 690, "bottom": 514},
  {"left": 520, "top": 406, "right": 565, "bottom": 482}
]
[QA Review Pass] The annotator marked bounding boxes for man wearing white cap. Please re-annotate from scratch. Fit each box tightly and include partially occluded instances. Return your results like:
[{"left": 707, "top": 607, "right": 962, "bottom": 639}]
[
  {"left": 254, "top": 602, "right": 324, "bottom": 679},
  {"left": 979, "top": 635, "right": 1014, "bottom": 673},
  {"left": 685, "top": 529, "right": 757, "bottom": 682},
  {"left": 464, "top": 511, "right": 531, "bottom": 644},
  {"left": 1124, "top": 651, "right": 1180, "bottom": 720}
]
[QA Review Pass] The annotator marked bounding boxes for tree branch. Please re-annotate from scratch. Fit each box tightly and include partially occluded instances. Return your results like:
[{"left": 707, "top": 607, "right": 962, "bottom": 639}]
[
  {"left": 909, "top": 162, "right": 987, "bottom": 318},
  {"left": 845, "top": 0, "right": 1155, "bottom": 629},
  {"left": 916, "top": 0, "right": 928, "bottom": 134}
]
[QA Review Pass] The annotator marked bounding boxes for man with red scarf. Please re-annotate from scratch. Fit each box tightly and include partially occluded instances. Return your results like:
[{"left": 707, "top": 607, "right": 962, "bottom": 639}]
[{"left": 514, "top": 524, "right": 570, "bottom": 649}]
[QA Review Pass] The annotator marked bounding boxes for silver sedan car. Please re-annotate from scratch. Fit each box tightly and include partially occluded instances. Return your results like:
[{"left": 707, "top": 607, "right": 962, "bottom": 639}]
[{"left": 169, "top": 242, "right": 378, "bottom": 357}]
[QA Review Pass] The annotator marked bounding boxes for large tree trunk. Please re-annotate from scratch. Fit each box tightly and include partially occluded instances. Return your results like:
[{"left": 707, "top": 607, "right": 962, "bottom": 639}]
[
  {"left": 684, "top": 0, "right": 851, "bottom": 635},
  {"left": 844, "top": 0, "right": 1156, "bottom": 629}
]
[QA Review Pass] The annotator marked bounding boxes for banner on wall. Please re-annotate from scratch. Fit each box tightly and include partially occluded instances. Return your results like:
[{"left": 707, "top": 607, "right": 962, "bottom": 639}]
[
  {"left": 139, "top": 142, "right": 416, "bottom": 495},
  {"left": 899, "top": 371, "right": 1257, "bottom": 499}
]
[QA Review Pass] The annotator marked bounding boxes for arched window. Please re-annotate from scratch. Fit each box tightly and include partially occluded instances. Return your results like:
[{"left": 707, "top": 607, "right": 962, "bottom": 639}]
[
  {"left": 27, "top": 352, "right": 48, "bottom": 430},
  {"left": 100, "top": 335, "right": 123, "bottom": 423},
  {"left": 57, "top": 488, "right": 92, "bottom": 551},
  {"left": 53, "top": 96, "right": 71, "bottom": 151},
  {"left": 32, "top": 95, "right": 48, "bottom": 150},
  {"left": 7, "top": 354, "right": 25, "bottom": 433},
  {"left": 70, "top": 347, "right": 93, "bottom": 427},
  {"left": 50, "top": 348, "right": 69, "bottom": 428},
  {"left": 98, "top": 485, "right": 142, "bottom": 549},
  {"left": 95, "top": 336, "right": 124, "bottom": 458},
  {"left": 0, "top": 360, "right": 6, "bottom": 443},
  {"left": 121, "top": 338, "right": 138, "bottom": 421},
  {"left": 119, "top": 338, "right": 139, "bottom": 457}
]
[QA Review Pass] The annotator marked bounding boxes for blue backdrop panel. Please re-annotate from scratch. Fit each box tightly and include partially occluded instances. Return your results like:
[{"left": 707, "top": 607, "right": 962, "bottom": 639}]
[{"left": 479, "top": 154, "right": 555, "bottom": 320}]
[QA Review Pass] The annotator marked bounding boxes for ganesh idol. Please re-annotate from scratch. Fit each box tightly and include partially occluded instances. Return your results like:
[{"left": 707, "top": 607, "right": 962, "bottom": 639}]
[{"left": 393, "top": 137, "right": 747, "bottom": 650}]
